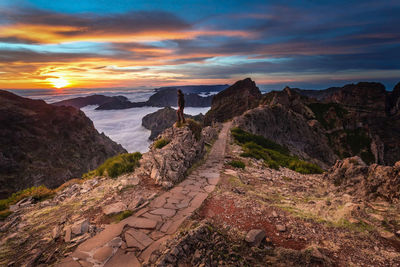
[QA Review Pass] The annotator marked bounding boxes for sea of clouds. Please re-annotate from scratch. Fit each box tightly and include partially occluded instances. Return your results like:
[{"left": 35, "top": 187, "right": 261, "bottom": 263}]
[{"left": 13, "top": 88, "right": 210, "bottom": 153}]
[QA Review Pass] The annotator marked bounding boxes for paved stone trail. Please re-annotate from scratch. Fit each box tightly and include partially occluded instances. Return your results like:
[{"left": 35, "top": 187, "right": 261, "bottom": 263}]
[{"left": 58, "top": 122, "right": 231, "bottom": 267}]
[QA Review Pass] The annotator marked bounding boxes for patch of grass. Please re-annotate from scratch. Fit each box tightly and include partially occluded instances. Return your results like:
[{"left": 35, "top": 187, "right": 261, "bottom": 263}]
[
  {"left": 154, "top": 138, "right": 170, "bottom": 149},
  {"left": 231, "top": 127, "right": 289, "bottom": 155},
  {"left": 0, "top": 185, "right": 55, "bottom": 219},
  {"left": 111, "top": 210, "right": 133, "bottom": 222},
  {"left": 228, "top": 160, "right": 245, "bottom": 169},
  {"left": 232, "top": 129, "right": 323, "bottom": 174},
  {"left": 187, "top": 119, "right": 202, "bottom": 141},
  {"left": 83, "top": 152, "right": 142, "bottom": 179},
  {"left": 0, "top": 210, "right": 12, "bottom": 220}
]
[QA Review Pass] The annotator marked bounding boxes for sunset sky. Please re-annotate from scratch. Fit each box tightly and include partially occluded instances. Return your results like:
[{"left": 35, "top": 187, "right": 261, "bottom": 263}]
[{"left": 0, "top": 0, "right": 399, "bottom": 89}]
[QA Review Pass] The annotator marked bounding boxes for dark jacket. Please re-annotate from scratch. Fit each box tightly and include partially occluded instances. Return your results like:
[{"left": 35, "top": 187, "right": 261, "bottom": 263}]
[{"left": 178, "top": 93, "right": 185, "bottom": 108}]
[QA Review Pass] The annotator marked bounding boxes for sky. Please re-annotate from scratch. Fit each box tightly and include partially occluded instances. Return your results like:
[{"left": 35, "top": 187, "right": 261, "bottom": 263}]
[{"left": 0, "top": 0, "right": 399, "bottom": 90}]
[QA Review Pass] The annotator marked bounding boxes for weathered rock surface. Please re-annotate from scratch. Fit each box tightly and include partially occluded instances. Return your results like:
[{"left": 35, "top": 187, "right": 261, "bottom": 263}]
[
  {"left": 138, "top": 125, "right": 205, "bottom": 188},
  {"left": 204, "top": 78, "right": 262, "bottom": 125},
  {"left": 142, "top": 107, "right": 204, "bottom": 140},
  {"left": 233, "top": 104, "right": 337, "bottom": 168},
  {"left": 0, "top": 90, "right": 126, "bottom": 198},
  {"left": 324, "top": 156, "right": 400, "bottom": 201}
]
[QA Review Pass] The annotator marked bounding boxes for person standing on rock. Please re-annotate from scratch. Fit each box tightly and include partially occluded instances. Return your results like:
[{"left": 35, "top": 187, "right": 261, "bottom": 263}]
[{"left": 177, "top": 89, "right": 186, "bottom": 124}]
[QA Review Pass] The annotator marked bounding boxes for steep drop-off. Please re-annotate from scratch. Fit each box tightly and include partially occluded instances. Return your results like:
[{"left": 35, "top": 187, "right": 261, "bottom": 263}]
[{"left": 0, "top": 90, "right": 126, "bottom": 198}]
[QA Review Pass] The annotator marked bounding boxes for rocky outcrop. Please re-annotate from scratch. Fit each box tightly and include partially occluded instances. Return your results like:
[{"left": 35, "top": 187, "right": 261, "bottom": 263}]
[
  {"left": 233, "top": 104, "right": 338, "bottom": 169},
  {"left": 204, "top": 78, "right": 262, "bottom": 125},
  {"left": 137, "top": 125, "right": 205, "bottom": 188},
  {"left": 0, "top": 90, "right": 126, "bottom": 198},
  {"left": 324, "top": 156, "right": 400, "bottom": 201},
  {"left": 142, "top": 107, "right": 204, "bottom": 140}
]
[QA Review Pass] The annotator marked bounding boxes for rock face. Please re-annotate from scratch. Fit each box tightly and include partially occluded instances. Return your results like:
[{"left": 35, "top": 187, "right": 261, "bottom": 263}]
[
  {"left": 137, "top": 125, "right": 205, "bottom": 188},
  {"left": 0, "top": 90, "right": 126, "bottom": 198},
  {"left": 324, "top": 157, "right": 400, "bottom": 201},
  {"left": 233, "top": 104, "right": 338, "bottom": 169},
  {"left": 142, "top": 107, "right": 204, "bottom": 140},
  {"left": 204, "top": 78, "right": 262, "bottom": 125}
]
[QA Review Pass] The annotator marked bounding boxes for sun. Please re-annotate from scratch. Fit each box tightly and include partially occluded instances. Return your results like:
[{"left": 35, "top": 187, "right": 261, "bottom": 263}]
[{"left": 48, "top": 77, "right": 69, "bottom": 89}]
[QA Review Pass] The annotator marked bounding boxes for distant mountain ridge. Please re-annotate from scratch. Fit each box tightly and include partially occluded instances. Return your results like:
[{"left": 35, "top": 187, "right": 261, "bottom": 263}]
[
  {"left": 52, "top": 85, "right": 229, "bottom": 110},
  {"left": 0, "top": 90, "right": 126, "bottom": 198}
]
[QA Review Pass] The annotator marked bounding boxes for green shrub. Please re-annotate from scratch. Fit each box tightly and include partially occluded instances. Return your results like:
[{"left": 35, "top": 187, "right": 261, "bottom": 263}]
[
  {"left": 187, "top": 119, "right": 202, "bottom": 141},
  {"left": 307, "top": 103, "right": 348, "bottom": 129},
  {"left": 228, "top": 160, "right": 245, "bottom": 169},
  {"left": 232, "top": 128, "right": 323, "bottom": 174},
  {"left": 0, "top": 210, "right": 12, "bottom": 220},
  {"left": 111, "top": 210, "right": 133, "bottom": 222},
  {"left": 85, "top": 152, "right": 142, "bottom": 179},
  {"left": 288, "top": 160, "right": 323, "bottom": 174},
  {"left": 0, "top": 185, "right": 55, "bottom": 219},
  {"left": 231, "top": 128, "right": 289, "bottom": 155},
  {"left": 154, "top": 138, "right": 170, "bottom": 149}
]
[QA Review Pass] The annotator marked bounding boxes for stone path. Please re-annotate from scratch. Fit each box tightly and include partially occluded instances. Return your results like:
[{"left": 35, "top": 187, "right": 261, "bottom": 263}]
[{"left": 57, "top": 122, "right": 231, "bottom": 267}]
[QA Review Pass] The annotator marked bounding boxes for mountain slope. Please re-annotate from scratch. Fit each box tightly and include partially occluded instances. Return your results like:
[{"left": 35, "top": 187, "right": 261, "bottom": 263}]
[{"left": 0, "top": 90, "right": 126, "bottom": 198}]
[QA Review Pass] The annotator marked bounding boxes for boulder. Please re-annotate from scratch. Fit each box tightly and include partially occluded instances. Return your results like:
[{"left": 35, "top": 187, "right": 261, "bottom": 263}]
[
  {"left": 71, "top": 219, "right": 89, "bottom": 235},
  {"left": 245, "top": 229, "right": 266, "bottom": 246}
]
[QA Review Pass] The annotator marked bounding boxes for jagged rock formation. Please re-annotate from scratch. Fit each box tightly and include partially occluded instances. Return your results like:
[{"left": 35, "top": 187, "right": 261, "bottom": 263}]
[
  {"left": 233, "top": 104, "right": 337, "bottom": 169},
  {"left": 323, "top": 156, "right": 400, "bottom": 202},
  {"left": 137, "top": 125, "right": 205, "bottom": 188},
  {"left": 52, "top": 95, "right": 130, "bottom": 109},
  {"left": 0, "top": 90, "right": 126, "bottom": 198},
  {"left": 204, "top": 78, "right": 262, "bottom": 125},
  {"left": 142, "top": 107, "right": 204, "bottom": 140}
]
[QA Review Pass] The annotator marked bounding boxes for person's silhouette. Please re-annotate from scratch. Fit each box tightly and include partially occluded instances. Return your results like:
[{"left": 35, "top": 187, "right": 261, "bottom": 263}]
[{"left": 177, "top": 89, "right": 186, "bottom": 124}]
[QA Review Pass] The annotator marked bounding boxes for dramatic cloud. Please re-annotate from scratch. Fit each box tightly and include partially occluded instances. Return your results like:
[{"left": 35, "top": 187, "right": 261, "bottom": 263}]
[{"left": 0, "top": 0, "right": 399, "bottom": 89}]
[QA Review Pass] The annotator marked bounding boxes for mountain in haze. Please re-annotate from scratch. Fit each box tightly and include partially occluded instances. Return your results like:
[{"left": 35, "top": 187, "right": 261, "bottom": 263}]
[
  {"left": 52, "top": 85, "right": 229, "bottom": 110},
  {"left": 0, "top": 90, "right": 126, "bottom": 198}
]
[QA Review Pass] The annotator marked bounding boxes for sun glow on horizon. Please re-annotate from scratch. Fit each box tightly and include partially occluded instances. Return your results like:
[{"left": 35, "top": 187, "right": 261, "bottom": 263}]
[{"left": 48, "top": 77, "right": 70, "bottom": 89}]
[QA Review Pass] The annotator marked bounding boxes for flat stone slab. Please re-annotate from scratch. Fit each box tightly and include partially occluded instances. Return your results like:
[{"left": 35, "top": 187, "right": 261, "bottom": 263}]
[
  {"left": 77, "top": 222, "right": 125, "bottom": 252},
  {"left": 149, "top": 208, "right": 176, "bottom": 217},
  {"left": 92, "top": 246, "right": 113, "bottom": 263},
  {"left": 189, "top": 192, "right": 209, "bottom": 209},
  {"left": 125, "top": 232, "right": 145, "bottom": 250},
  {"left": 126, "top": 228, "right": 153, "bottom": 248},
  {"left": 122, "top": 217, "right": 158, "bottom": 229},
  {"left": 104, "top": 249, "right": 141, "bottom": 267}
]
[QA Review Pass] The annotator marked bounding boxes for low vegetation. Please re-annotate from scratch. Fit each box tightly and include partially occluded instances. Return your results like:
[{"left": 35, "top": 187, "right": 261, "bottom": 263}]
[
  {"left": 154, "top": 138, "right": 170, "bottom": 149},
  {"left": 228, "top": 160, "right": 245, "bottom": 169},
  {"left": 110, "top": 210, "right": 133, "bottom": 223},
  {"left": 187, "top": 119, "right": 202, "bottom": 141},
  {"left": 231, "top": 128, "right": 323, "bottom": 174},
  {"left": 83, "top": 152, "right": 142, "bottom": 179},
  {"left": 307, "top": 102, "right": 348, "bottom": 129},
  {"left": 0, "top": 185, "right": 55, "bottom": 219}
]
